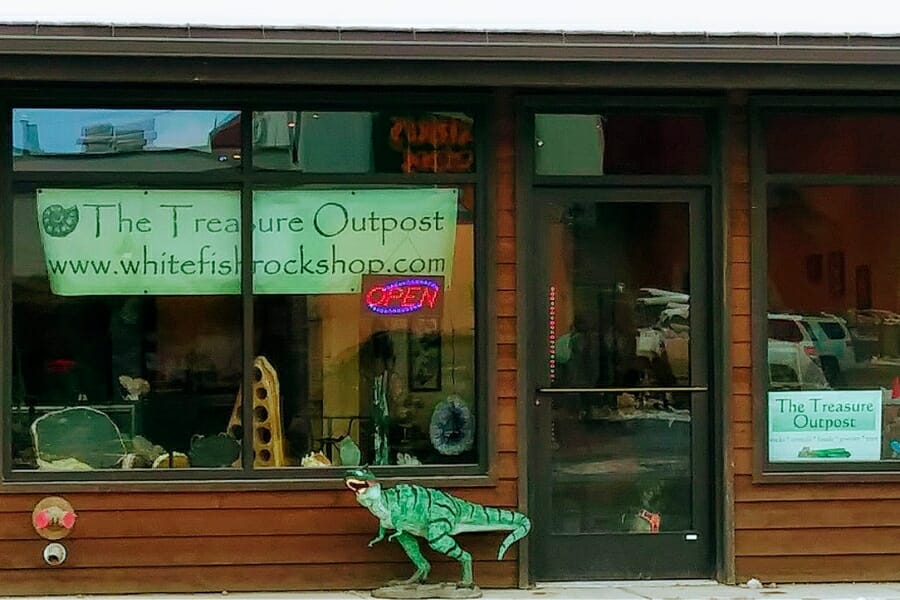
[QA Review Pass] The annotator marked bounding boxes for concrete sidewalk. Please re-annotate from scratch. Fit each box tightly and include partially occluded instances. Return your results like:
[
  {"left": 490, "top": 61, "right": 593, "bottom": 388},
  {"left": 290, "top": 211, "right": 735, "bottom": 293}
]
[{"left": 8, "top": 581, "right": 900, "bottom": 600}]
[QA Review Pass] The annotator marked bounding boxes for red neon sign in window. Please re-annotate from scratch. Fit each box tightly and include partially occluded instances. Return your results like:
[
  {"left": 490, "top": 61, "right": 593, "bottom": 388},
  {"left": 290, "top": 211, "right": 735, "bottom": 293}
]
[{"left": 364, "top": 277, "right": 443, "bottom": 315}]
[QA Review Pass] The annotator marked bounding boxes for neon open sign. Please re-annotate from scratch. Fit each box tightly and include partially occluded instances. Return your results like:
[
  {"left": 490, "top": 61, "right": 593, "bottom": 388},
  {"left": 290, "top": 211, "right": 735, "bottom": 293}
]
[{"left": 364, "top": 278, "right": 442, "bottom": 315}]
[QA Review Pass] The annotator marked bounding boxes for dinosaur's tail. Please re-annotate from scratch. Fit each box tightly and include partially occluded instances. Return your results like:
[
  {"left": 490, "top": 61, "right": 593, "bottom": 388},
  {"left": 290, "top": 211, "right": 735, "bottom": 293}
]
[{"left": 498, "top": 512, "right": 531, "bottom": 560}]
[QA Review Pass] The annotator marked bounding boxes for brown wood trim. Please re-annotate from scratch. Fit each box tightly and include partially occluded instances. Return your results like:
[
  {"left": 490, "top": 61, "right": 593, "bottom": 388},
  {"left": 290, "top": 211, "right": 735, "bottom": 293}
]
[
  {"left": 748, "top": 99, "right": 768, "bottom": 485},
  {"left": 716, "top": 91, "right": 739, "bottom": 585},
  {"left": 747, "top": 470, "right": 900, "bottom": 484},
  {"left": 512, "top": 92, "right": 533, "bottom": 590},
  {"left": 734, "top": 474, "right": 900, "bottom": 501}
]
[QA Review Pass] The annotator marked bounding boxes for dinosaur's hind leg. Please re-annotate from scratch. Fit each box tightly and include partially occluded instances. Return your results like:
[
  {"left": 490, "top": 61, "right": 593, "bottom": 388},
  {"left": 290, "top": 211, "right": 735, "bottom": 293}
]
[
  {"left": 426, "top": 524, "right": 473, "bottom": 588},
  {"left": 390, "top": 532, "right": 431, "bottom": 585}
]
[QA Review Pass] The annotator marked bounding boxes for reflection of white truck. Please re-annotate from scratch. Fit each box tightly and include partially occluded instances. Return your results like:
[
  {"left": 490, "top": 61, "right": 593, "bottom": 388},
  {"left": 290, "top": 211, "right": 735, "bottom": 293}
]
[
  {"left": 635, "top": 290, "right": 691, "bottom": 383},
  {"left": 768, "top": 312, "right": 855, "bottom": 386},
  {"left": 634, "top": 291, "right": 831, "bottom": 390},
  {"left": 636, "top": 305, "right": 690, "bottom": 382}
]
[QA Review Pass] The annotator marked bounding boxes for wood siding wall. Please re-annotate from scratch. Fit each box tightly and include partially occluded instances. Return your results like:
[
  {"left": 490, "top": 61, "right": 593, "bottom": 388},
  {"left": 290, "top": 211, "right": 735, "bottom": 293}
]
[
  {"left": 729, "top": 92, "right": 900, "bottom": 583},
  {"left": 0, "top": 92, "right": 519, "bottom": 595}
]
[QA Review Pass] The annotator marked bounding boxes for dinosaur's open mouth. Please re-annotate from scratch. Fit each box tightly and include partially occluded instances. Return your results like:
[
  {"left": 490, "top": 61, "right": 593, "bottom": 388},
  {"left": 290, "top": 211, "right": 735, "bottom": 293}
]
[{"left": 345, "top": 478, "right": 370, "bottom": 495}]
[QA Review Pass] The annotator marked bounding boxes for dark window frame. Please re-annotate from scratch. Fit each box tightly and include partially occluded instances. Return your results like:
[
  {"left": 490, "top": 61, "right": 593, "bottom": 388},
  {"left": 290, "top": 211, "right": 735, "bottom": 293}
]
[
  {"left": 750, "top": 95, "right": 900, "bottom": 482},
  {"left": 0, "top": 86, "right": 495, "bottom": 489}
]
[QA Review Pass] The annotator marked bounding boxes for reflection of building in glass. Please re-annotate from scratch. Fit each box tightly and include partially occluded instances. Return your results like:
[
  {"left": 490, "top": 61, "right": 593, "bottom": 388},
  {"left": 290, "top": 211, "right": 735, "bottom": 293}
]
[
  {"left": 78, "top": 118, "right": 157, "bottom": 154},
  {"left": 17, "top": 118, "right": 41, "bottom": 155},
  {"left": 12, "top": 109, "right": 243, "bottom": 172}
]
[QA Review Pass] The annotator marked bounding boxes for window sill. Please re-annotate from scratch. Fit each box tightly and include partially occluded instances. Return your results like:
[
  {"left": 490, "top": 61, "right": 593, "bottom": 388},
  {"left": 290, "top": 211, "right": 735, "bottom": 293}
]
[
  {"left": 752, "top": 467, "right": 900, "bottom": 484},
  {"left": 0, "top": 468, "right": 498, "bottom": 492}
]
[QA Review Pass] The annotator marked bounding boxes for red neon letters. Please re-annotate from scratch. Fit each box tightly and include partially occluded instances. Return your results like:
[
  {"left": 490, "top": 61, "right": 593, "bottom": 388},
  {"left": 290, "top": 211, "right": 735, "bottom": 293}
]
[{"left": 365, "top": 278, "right": 441, "bottom": 315}]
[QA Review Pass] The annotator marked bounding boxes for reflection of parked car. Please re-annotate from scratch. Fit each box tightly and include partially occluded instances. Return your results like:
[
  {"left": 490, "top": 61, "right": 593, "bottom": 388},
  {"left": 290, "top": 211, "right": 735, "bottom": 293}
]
[
  {"left": 635, "top": 306, "right": 832, "bottom": 390},
  {"left": 768, "top": 313, "right": 854, "bottom": 386},
  {"left": 768, "top": 313, "right": 819, "bottom": 361},
  {"left": 802, "top": 313, "right": 856, "bottom": 381},
  {"left": 768, "top": 339, "right": 830, "bottom": 390}
]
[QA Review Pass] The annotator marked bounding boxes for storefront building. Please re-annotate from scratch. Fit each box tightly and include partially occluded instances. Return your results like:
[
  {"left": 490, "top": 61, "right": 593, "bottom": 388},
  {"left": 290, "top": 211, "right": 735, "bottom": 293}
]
[{"left": 0, "top": 24, "right": 899, "bottom": 594}]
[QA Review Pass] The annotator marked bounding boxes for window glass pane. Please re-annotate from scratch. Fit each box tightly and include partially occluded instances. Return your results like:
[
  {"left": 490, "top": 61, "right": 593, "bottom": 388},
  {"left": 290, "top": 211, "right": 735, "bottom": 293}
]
[
  {"left": 765, "top": 112, "right": 900, "bottom": 175},
  {"left": 250, "top": 186, "right": 477, "bottom": 467},
  {"left": 766, "top": 185, "right": 900, "bottom": 464},
  {"left": 13, "top": 109, "right": 241, "bottom": 172},
  {"left": 545, "top": 200, "right": 692, "bottom": 388},
  {"left": 11, "top": 189, "right": 242, "bottom": 471},
  {"left": 535, "top": 113, "right": 708, "bottom": 176},
  {"left": 541, "top": 199, "right": 695, "bottom": 534},
  {"left": 253, "top": 111, "right": 476, "bottom": 174}
]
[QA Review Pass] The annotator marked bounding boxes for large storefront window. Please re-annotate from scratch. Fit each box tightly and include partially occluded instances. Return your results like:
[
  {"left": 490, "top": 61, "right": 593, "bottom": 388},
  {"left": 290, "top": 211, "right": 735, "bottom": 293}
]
[
  {"left": 11, "top": 189, "right": 243, "bottom": 471},
  {"left": 6, "top": 104, "right": 482, "bottom": 478},
  {"left": 250, "top": 186, "right": 477, "bottom": 468},
  {"left": 757, "top": 107, "right": 900, "bottom": 471}
]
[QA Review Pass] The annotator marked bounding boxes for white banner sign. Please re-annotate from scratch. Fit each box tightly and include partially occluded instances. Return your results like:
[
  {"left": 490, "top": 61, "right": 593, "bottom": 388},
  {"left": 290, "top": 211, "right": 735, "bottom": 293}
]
[
  {"left": 768, "top": 389, "right": 884, "bottom": 462},
  {"left": 36, "top": 188, "right": 458, "bottom": 295}
]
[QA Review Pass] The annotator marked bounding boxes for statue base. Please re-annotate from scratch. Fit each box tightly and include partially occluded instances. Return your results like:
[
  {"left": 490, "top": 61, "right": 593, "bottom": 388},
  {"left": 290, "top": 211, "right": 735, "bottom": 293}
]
[{"left": 372, "top": 582, "right": 483, "bottom": 599}]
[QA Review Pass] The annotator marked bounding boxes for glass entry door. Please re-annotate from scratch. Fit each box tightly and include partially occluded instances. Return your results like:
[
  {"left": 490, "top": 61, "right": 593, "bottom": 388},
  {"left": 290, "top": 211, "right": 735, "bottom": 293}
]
[{"left": 529, "top": 188, "right": 712, "bottom": 580}]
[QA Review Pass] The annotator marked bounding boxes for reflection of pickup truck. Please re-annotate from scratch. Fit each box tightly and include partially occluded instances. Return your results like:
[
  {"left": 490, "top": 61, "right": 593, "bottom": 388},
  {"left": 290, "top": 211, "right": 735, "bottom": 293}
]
[
  {"left": 635, "top": 302, "right": 831, "bottom": 390},
  {"left": 636, "top": 304, "right": 690, "bottom": 383}
]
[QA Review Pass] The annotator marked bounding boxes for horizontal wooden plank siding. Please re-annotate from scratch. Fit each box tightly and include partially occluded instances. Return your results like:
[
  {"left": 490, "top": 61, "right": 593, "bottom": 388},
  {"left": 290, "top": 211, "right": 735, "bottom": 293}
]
[
  {"left": 735, "top": 475, "right": 900, "bottom": 502},
  {"left": 736, "top": 500, "right": 900, "bottom": 529},
  {"left": 0, "top": 562, "right": 517, "bottom": 595},
  {"left": 729, "top": 92, "right": 900, "bottom": 584},
  {"left": 0, "top": 90, "right": 520, "bottom": 595},
  {"left": 0, "top": 481, "right": 518, "bottom": 517},
  {"left": 735, "top": 556, "right": 900, "bottom": 583},
  {"left": 736, "top": 528, "right": 900, "bottom": 556},
  {"left": 0, "top": 534, "right": 517, "bottom": 569}
]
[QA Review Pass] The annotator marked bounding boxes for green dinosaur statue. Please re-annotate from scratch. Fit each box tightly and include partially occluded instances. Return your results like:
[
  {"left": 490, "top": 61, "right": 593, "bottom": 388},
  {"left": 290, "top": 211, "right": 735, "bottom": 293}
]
[{"left": 345, "top": 467, "right": 531, "bottom": 588}]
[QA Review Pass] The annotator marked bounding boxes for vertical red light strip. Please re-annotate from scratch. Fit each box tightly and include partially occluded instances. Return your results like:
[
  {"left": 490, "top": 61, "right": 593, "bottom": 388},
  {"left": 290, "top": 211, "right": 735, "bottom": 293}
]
[{"left": 548, "top": 285, "right": 557, "bottom": 383}]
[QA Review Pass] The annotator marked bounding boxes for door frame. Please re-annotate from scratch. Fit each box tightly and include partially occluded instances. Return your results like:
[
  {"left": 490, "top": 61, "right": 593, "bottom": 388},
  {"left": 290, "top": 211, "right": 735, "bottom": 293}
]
[
  {"left": 526, "top": 187, "right": 713, "bottom": 580},
  {"left": 512, "top": 95, "right": 731, "bottom": 585}
]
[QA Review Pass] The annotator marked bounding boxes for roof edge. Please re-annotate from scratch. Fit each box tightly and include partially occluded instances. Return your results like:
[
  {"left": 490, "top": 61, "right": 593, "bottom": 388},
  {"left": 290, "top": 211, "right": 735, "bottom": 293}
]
[{"left": 0, "top": 25, "right": 899, "bottom": 66}]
